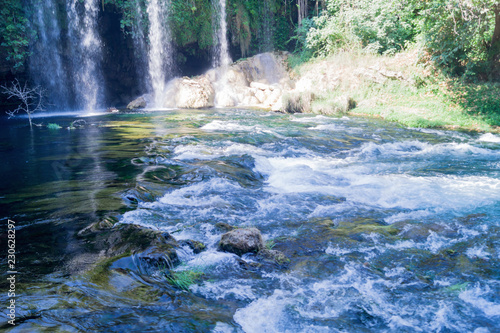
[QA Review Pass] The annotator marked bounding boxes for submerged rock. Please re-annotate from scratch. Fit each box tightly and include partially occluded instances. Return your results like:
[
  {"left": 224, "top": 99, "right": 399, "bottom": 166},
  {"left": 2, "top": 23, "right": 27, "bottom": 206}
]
[
  {"left": 219, "top": 227, "right": 264, "bottom": 256},
  {"left": 215, "top": 222, "right": 235, "bottom": 232},
  {"left": 257, "top": 249, "right": 290, "bottom": 266},
  {"left": 179, "top": 239, "right": 206, "bottom": 254},
  {"left": 78, "top": 223, "right": 179, "bottom": 261}
]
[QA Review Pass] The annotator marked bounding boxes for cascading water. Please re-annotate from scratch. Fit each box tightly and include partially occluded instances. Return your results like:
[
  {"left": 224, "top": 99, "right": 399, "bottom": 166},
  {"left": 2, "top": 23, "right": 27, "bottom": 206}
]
[
  {"left": 67, "top": 0, "right": 104, "bottom": 112},
  {"left": 131, "top": 0, "right": 152, "bottom": 94},
  {"left": 146, "top": 0, "right": 172, "bottom": 108},
  {"left": 260, "top": 0, "right": 274, "bottom": 52},
  {"left": 29, "top": 0, "right": 71, "bottom": 110},
  {"left": 212, "top": 0, "right": 231, "bottom": 69},
  {"left": 212, "top": 0, "right": 233, "bottom": 106}
]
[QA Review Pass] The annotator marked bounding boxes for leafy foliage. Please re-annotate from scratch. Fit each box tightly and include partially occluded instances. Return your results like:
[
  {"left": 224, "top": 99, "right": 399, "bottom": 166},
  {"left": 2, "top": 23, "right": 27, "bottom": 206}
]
[
  {"left": 0, "top": 0, "right": 35, "bottom": 70},
  {"left": 419, "top": 0, "right": 500, "bottom": 80},
  {"left": 304, "top": 0, "right": 418, "bottom": 58}
]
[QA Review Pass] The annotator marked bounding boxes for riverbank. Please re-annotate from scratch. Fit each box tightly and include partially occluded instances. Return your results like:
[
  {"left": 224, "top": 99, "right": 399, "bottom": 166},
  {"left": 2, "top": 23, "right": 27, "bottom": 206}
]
[{"left": 289, "top": 49, "right": 500, "bottom": 133}]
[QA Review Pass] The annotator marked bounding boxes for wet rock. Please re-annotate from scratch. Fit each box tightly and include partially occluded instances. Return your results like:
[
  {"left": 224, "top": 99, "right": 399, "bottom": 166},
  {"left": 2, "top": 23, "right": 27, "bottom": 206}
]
[
  {"left": 215, "top": 222, "right": 235, "bottom": 233},
  {"left": 127, "top": 95, "right": 147, "bottom": 109},
  {"left": 250, "top": 81, "right": 271, "bottom": 90},
  {"left": 257, "top": 249, "right": 290, "bottom": 266},
  {"left": 176, "top": 75, "right": 215, "bottom": 109},
  {"left": 271, "top": 97, "right": 283, "bottom": 112},
  {"left": 78, "top": 223, "right": 179, "bottom": 261},
  {"left": 216, "top": 88, "right": 237, "bottom": 107},
  {"left": 77, "top": 216, "right": 118, "bottom": 236},
  {"left": 219, "top": 227, "right": 264, "bottom": 256},
  {"left": 135, "top": 245, "right": 179, "bottom": 269},
  {"left": 179, "top": 239, "right": 206, "bottom": 254}
]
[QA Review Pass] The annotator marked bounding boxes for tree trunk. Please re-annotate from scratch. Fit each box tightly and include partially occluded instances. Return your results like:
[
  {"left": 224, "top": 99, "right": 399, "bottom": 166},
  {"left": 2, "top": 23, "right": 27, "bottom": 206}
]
[
  {"left": 492, "top": 7, "right": 500, "bottom": 49},
  {"left": 490, "top": 6, "right": 500, "bottom": 68},
  {"left": 298, "top": 0, "right": 307, "bottom": 27}
]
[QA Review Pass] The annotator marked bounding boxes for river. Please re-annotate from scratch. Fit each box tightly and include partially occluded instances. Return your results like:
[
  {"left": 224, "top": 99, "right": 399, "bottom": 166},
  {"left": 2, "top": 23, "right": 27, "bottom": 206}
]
[{"left": 1, "top": 108, "right": 499, "bottom": 332}]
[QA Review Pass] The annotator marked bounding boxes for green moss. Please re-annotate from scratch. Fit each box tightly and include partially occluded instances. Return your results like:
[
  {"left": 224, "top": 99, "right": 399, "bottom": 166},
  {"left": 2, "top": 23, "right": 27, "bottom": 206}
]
[
  {"left": 165, "top": 268, "right": 205, "bottom": 291},
  {"left": 86, "top": 252, "right": 131, "bottom": 287},
  {"left": 332, "top": 220, "right": 399, "bottom": 238}
]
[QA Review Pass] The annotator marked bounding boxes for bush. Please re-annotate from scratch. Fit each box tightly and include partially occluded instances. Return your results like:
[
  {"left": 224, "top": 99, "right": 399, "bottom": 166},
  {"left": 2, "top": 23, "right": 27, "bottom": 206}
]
[
  {"left": 304, "top": 0, "right": 418, "bottom": 58},
  {"left": 282, "top": 91, "right": 315, "bottom": 114},
  {"left": 47, "top": 123, "right": 62, "bottom": 130}
]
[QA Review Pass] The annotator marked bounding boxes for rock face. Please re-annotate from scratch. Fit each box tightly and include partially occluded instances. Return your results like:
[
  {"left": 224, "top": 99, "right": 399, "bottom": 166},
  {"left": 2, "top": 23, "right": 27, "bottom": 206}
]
[
  {"left": 126, "top": 52, "right": 292, "bottom": 110},
  {"left": 175, "top": 76, "right": 215, "bottom": 108},
  {"left": 219, "top": 228, "right": 264, "bottom": 256},
  {"left": 127, "top": 95, "right": 148, "bottom": 109}
]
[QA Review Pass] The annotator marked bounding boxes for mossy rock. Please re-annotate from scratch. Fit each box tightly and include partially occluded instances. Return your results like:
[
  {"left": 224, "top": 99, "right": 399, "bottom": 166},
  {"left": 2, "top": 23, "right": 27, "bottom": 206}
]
[
  {"left": 179, "top": 239, "right": 206, "bottom": 254},
  {"left": 77, "top": 216, "right": 118, "bottom": 236},
  {"left": 332, "top": 221, "right": 399, "bottom": 239},
  {"left": 79, "top": 223, "right": 179, "bottom": 259},
  {"left": 257, "top": 249, "right": 290, "bottom": 266},
  {"left": 215, "top": 222, "right": 236, "bottom": 233}
]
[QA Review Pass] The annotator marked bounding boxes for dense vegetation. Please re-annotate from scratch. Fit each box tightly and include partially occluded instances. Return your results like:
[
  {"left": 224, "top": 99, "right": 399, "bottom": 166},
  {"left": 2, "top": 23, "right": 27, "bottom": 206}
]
[
  {"left": 1, "top": 0, "right": 498, "bottom": 79},
  {"left": 0, "top": 0, "right": 498, "bottom": 128}
]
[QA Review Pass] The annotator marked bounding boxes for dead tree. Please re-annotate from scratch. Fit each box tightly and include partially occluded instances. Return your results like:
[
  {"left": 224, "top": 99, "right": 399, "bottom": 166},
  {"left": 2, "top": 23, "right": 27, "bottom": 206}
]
[{"left": 1, "top": 79, "right": 45, "bottom": 128}]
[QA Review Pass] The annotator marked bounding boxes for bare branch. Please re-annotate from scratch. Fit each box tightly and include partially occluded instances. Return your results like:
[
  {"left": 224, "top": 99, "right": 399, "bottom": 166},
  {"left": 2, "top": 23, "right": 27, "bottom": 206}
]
[{"left": 1, "top": 79, "right": 46, "bottom": 128}]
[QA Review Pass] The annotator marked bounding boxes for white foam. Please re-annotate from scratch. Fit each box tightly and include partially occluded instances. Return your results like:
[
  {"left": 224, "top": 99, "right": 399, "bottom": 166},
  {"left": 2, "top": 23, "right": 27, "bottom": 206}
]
[
  {"left": 254, "top": 151, "right": 500, "bottom": 217},
  {"left": 356, "top": 141, "right": 499, "bottom": 159},
  {"left": 290, "top": 115, "right": 331, "bottom": 123},
  {"left": 478, "top": 133, "right": 500, "bottom": 143},
  {"left": 466, "top": 246, "right": 491, "bottom": 260},
  {"left": 192, "top": 279, "right": 256, "bottom": 301},
  {"left": 201, "top": 120, "right": 263, "bottom": 132},
  {"left": 233, "top": 290, "right": 292, "bottom": 333},
  {"left": 174, "top": 142, "right": 269, "bottom": 160},
  {"left": 459, "top": 284, "right": 500, "bottom": 317}
]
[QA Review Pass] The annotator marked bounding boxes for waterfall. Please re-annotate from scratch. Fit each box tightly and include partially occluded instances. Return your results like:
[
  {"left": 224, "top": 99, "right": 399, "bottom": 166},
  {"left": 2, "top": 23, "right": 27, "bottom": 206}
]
[
  {"left": 131, "top": 0, "right": 151, "bottom": 94},
  {"left": 146, "top": 0, "right": 172, "bottom": 108},
  {"left": 212, "top": 0, "right": 233, "bottom": 107},
  {"left": 67, "top": 0, "right": 104, "bottom": 112},
  {"left": 260, "top": 0, "right": 274, "bottom": 52},
  {"left": 212, "top": 0, "right": 231, "bottom": 69},
  {"left": 29, "top": 0, "right": 71, "bottom": 110}
]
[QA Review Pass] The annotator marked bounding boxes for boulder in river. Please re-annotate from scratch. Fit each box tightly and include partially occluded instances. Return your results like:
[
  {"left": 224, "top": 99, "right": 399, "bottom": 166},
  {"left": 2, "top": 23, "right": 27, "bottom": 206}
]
[
  {"left": 78, "top": 223, "right": 179, "bottom": 262},
  {"left": 175, "top": 76, "right": 215, "bottom": 109},
  {"left": 219, "top": 227, "right": 264, "bottom": 256},
  {"left": 257, "top": 249, "right": 290, "bottom": 266},
  {"left": 127, "top": 95, "right": 148, "bottom": 109}
]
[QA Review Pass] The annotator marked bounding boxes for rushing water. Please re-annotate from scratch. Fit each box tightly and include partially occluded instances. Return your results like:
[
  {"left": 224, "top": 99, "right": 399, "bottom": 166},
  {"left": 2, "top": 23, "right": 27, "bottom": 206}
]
[
  {"left": 1, "top": 109, "right": 499, "bottom": 332},
  {"left": 66, "top": 0, "right": 105, "bottom": 112},
  {"left": 29, "top": 0, "right": 71, "bottom": 109},
  {"left": 147, "top": 0, "right": 173, "bottom": 108},
  {"left": 212, "top": 0, "right": 231, "bottom": 69},
  {"left": 130, "top": 0, "right": 152, "bottom": 94},
  {"left": 260, "top": 0, "right": 274, "bottom": 52}
]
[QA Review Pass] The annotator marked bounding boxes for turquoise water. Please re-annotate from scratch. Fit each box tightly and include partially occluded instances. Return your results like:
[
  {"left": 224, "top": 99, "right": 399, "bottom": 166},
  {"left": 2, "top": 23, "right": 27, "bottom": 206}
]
[{"left": 1, "top": 109, "right": 499, "bottom": 332}]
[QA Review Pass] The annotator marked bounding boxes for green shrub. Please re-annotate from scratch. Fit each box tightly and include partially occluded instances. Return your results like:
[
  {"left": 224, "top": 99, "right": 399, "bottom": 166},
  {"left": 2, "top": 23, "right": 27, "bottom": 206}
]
[{"left": 47, "top": 123, "right": 62, "bottom": 130}]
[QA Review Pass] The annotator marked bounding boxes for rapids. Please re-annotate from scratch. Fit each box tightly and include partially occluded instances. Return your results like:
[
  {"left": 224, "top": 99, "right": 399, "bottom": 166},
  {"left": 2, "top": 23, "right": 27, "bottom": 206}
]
[{"left": 0, "top": 109, "right": 499, "bottom": 332}]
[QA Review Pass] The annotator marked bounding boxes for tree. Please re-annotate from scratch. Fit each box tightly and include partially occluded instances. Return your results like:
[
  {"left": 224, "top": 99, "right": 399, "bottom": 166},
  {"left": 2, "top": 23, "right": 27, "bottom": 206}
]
[
  {"left": 421, "top": 0, "right": 500, "bottom": 79},
  {"left": 1, "top": 80, "right": 45, "bottom": 128},
  {"left": 298, "top": 0, "right": 308, "bottom": 27}
]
